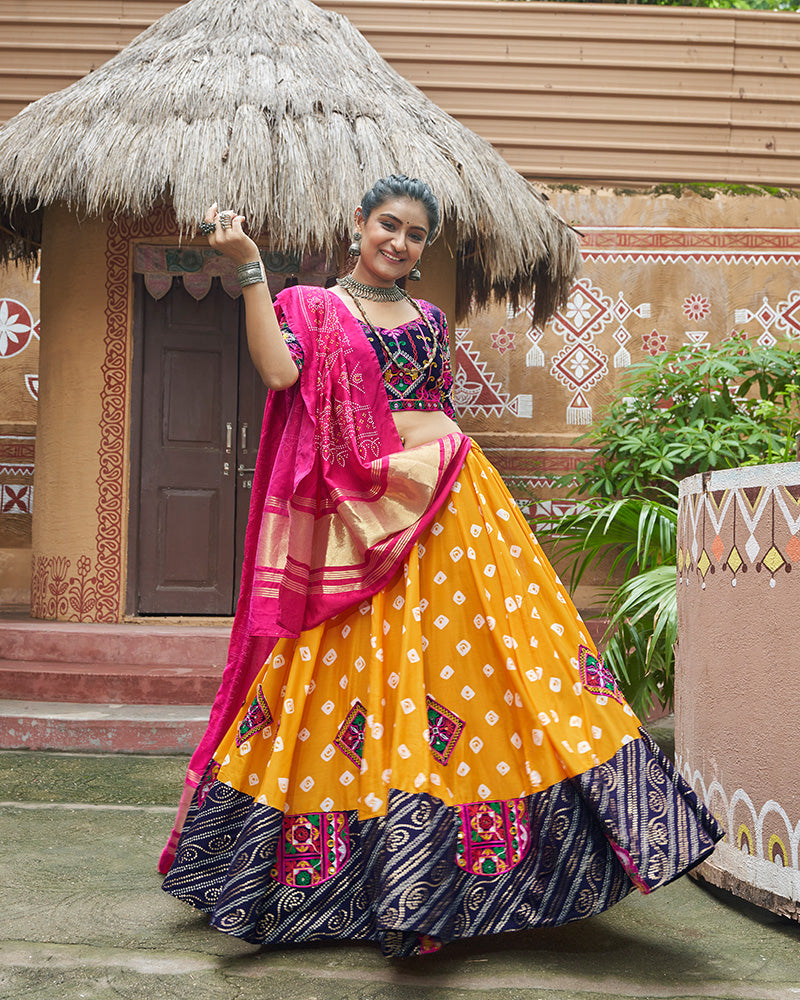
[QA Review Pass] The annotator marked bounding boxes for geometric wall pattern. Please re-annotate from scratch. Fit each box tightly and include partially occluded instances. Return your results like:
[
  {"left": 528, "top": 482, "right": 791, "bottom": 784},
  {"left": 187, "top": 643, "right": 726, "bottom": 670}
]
[
  {"left": 676, "top": 463, "right": 800, "bottom": 916},
  {"left": 459, "top": 227, "right": 800, "bottom": 524},
  {"left": 675, "top": 763, "right": 800, "bottom": 901},
  {"left": 678, "top": 481, "right": 800, "bottom": 591}
]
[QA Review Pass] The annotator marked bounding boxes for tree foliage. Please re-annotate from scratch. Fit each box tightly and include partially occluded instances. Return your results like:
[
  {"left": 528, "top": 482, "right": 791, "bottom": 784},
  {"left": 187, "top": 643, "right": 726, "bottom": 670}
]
[
  {"left": 570, "top": 335, "right": 800, "bottom": 500},
  {"left": 541, "top": 337, "right": 800, "bottom": 717}
]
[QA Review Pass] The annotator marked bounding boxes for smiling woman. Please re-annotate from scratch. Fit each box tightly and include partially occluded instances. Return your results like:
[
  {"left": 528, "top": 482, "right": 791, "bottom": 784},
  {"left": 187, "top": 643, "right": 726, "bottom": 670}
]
[{"left": 160, "top": 174, "right": 723, "bottom": 959}]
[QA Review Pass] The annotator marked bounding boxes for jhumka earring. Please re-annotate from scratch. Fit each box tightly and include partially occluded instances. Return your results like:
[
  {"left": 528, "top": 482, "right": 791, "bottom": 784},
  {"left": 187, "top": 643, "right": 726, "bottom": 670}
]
[
  {"left": 408, "top": 262, "right": 422, "bottom": 281},
  {"left": 348, "top": 232, "right": 362, "bottom": 257}
]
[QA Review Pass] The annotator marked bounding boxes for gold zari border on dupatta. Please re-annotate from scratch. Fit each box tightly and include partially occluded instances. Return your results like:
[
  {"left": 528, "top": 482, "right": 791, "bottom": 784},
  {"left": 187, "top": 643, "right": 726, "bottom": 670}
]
[{"left": 252, "top": 435, "right": 461, "bottom": 599}]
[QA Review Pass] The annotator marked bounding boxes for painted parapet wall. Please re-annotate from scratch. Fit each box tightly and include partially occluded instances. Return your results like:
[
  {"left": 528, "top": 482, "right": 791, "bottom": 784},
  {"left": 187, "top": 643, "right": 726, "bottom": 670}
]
[{"left": 676, "top": 463, "right": 800, "bottom": 920}]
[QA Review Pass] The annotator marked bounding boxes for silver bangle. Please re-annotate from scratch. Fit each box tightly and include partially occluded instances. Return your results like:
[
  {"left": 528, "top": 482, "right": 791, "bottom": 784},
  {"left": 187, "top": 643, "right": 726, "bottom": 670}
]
[{"left": 237, "top": 259, "right": 266, "bottom": 287}]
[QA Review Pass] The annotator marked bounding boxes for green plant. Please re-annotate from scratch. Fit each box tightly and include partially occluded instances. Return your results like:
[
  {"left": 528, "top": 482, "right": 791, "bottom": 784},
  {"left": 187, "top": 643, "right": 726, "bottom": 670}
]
[
  {"left": 545, "top": 495, "right": 677, "bottom": 718},
  {"left": 545, "top": 337, "right": 800, "bottom": 716},
  {"left": 570, "top": 336, "right": 800, "bottom": 499}
]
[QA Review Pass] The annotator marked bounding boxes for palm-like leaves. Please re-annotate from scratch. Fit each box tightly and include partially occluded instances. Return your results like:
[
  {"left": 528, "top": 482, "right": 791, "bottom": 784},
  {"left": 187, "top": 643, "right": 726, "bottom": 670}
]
[
  {"left": 542, "top": 496, "right": 677, "bottom": 718},
  {"left": 542, "top": 338, "right": 800, "bottom": 718}
]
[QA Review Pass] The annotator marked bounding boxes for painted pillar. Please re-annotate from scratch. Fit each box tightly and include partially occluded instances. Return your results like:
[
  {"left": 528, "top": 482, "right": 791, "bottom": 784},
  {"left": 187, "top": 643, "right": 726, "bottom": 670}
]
[
  {"left": 676, "top": 463, "right": 800, "bottom": 920},
  {"left": 32, "top": 203, "right": 181, "bottom": 621},
  {"left": 33, "top": 205, "right": 115, "bottom": 620}
]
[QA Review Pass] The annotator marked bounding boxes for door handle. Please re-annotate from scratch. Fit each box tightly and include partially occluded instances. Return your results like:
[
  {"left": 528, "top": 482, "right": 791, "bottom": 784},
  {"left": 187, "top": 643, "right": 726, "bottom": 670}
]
[
  {"left": 241, "top": 422, "right": 248, "bottom": 452},
  {"left": 225, "top": 421, "right": 233, "bottom": 454},
  {"left": 237, "top": 464, "right": 257, "bottom": 475},
  {"left": 223, "top": 462, "right": 230, "bottom": 476}
]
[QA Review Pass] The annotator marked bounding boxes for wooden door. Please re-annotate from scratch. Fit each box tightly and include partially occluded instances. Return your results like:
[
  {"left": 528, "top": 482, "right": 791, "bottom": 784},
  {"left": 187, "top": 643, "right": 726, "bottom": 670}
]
[
  {"left": 234, "top": 323, "right": 269, "bottom": 606},
  {"left": 136, "top": 280, "right": 240, "bottom": 614}
]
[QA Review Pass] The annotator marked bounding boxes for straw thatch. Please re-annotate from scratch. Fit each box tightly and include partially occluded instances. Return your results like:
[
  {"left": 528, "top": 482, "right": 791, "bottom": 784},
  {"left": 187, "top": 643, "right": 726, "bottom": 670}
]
[{"left": 0, "top": 0, "right": 579, "bottom": 320}]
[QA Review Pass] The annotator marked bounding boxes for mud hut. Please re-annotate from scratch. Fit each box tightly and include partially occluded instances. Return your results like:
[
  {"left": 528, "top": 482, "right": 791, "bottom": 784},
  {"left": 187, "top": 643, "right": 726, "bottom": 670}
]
[{"left": 0, "top": 0, "right": 579, "bottom": 621}]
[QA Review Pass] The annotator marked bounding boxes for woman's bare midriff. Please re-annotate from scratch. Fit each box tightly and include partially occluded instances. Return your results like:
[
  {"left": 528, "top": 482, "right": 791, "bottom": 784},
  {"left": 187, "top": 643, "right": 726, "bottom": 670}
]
[{"left": 393, "top": 409, "right": 461, "bottom": 449}]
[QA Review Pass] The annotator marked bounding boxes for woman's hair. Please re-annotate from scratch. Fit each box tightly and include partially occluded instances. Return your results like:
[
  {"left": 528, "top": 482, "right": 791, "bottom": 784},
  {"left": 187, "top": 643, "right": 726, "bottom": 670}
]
[{"left": 360, "top": 175, "right": 440, "bottom": 244}]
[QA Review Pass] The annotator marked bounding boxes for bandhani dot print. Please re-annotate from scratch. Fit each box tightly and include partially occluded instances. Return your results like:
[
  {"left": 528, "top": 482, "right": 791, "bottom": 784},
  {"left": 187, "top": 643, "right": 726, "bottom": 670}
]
[
  {"left": 162, "top": 446, "right": 723, "bottom": 958},
  {"left": 213, "top": 448, "right": 646, "bottom": 821}
]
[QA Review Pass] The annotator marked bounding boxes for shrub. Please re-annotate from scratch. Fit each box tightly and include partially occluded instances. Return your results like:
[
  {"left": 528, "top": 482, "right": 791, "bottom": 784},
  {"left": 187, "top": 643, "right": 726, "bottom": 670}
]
[{"left": 546, "top": 336, "right": 800, "bottom": 717}]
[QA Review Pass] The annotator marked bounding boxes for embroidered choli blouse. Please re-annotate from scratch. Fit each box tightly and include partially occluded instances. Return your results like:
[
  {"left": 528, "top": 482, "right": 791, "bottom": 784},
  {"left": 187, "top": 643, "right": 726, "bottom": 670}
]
[{"left": 281, "top": 297, "right": 456, "bottom": 420}]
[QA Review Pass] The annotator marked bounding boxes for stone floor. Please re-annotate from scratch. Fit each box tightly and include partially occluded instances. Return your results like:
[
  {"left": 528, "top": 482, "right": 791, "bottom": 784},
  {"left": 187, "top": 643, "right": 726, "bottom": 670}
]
[{"left": 2, "top": 747, "right": 799, "bottom": 1000}]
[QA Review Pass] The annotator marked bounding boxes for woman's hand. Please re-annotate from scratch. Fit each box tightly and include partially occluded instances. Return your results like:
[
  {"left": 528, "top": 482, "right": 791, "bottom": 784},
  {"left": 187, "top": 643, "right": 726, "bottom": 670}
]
[{"left": 202, "top": 203, "right": 261, "bottom": 265}]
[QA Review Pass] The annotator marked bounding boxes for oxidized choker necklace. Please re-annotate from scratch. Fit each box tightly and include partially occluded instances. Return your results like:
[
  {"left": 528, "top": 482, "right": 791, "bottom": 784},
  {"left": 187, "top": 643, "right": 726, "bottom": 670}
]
[
  {"left": 337, "top": 274, "right": 404, "bottom": 302},
  {"left": 340, "top": 282, "right": 439, "bottom": 375}
]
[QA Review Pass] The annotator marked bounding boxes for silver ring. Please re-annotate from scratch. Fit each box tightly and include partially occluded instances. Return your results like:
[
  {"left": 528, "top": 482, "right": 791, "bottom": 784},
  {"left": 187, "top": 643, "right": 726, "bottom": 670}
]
[
  {"left": 199, "top": 221, "right": 216, "bottom": 236},
  {"left": 219, "top": 211, "right": 234, "bottom": 230}
]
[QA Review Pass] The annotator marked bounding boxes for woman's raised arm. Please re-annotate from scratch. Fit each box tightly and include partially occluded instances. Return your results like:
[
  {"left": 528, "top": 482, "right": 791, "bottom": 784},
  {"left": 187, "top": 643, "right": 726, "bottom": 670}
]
[{"left": 202, "top": 204, "right": 299, "bottom": 390}]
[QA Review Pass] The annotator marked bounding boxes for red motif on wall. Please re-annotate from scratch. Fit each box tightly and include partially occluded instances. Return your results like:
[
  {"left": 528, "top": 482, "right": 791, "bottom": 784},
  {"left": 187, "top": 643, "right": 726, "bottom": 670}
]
[
  {"left": 490, "top": 327, "right": 516, "bottom": 355},
  {"left": 581, "top": 228, "right": 800, "bottom": 264},
  {"left": 0, "top": 298, "right": 34, "bottom": 357},
  {"left": 1, "top": 485, "right": 33, "bottom": 513},
  {"left": 31, "top": 554, "right": 99, "bottom": 620},
  {"left": 453, "top": 328, "right": 509, "bottom": 416},
  {"left": 641, "top": 330, "right": 668, "bottom": 356}
]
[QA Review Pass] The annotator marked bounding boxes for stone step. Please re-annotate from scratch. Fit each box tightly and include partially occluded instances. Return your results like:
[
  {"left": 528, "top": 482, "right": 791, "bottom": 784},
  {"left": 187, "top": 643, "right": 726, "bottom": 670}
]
[
  {"left": 0, "top": 620, "right": 231, "bottom": 667},
  {"left": 0, "top": 658, "right": 222, "bottom": 705},
  {"left": 0, "top": 699, "right": 209, "bottom": 754}
]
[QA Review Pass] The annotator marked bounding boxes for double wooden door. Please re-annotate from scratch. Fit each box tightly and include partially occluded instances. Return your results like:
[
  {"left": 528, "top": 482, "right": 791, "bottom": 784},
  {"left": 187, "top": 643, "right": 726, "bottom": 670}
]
[{"left": 133, "top": 278, "right": 268, "bottom": 615}]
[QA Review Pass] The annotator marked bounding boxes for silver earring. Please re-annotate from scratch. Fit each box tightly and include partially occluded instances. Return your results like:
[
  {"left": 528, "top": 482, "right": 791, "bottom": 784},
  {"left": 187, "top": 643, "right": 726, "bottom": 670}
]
[
  {"left": 408, "top": 263, "right": 421, "bottom": 281},
  {"left": 348, "top": 232, "right": 362, "bottom": 257}
]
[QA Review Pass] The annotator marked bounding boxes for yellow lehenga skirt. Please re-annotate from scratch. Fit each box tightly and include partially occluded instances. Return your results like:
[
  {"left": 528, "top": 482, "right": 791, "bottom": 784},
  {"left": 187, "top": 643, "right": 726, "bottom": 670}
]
[{"left": 162, "top": 446, "right": 722, "bottom": 957}]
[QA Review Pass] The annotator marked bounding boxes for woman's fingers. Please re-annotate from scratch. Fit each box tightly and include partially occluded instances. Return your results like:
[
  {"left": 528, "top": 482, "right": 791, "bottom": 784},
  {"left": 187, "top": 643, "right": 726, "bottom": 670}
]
[{"left": 200, "top": 207, "right": 255, "bottom": 258}]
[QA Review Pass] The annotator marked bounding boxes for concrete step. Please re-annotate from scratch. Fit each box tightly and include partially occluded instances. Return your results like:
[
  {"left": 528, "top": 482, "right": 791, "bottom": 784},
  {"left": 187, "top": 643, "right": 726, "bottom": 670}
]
[
  {"left": 0, "top": 620, "right": 231, "bottom": 667},
  {"left": 0, "top": 699, "right": 209, "bottom": 754},
  {"left": 0, "top": 658, "right": 222, "bottom": 705}
]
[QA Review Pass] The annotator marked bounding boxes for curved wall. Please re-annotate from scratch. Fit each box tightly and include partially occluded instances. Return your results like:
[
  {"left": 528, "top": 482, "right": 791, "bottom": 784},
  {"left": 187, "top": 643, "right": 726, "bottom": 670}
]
[{"left": 676, "top": 463, "right": 800, "bottom": 919}]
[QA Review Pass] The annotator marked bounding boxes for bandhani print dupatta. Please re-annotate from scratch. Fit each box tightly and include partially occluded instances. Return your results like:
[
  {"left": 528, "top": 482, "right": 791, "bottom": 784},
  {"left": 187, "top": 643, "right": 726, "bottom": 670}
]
[{"left": 159, "top": 285, "right": 471, "bottom": 873}]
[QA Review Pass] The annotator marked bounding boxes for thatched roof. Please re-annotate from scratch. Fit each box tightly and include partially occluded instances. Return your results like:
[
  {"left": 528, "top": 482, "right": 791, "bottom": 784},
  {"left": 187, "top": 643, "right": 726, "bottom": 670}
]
[{"left": 0, "top": 0, "right": 579, "bottom": 320}]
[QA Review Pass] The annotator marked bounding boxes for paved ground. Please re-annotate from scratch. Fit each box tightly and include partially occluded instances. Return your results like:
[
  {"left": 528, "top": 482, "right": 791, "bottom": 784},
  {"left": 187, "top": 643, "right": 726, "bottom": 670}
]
[{"left": 2, "top": 739, "right": 800, "bottom": 1000}]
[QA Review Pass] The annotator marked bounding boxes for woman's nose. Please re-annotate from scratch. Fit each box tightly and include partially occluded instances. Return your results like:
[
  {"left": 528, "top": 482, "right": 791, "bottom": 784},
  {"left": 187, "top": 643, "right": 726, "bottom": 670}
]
[{"left": 392, "top": 231, "right": 407, "bottom": 251}]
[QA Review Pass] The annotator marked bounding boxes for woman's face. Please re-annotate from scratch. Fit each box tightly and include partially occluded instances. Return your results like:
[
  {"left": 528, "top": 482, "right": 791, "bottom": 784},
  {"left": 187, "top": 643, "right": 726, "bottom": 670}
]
[{"left": 353, "top": 196, "right": 430, "bottom": 286}]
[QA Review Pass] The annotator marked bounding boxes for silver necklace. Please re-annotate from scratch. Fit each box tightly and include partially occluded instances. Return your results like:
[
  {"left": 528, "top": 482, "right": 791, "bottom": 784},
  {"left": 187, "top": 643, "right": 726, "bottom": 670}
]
[
  {"left": 342, "top": 285, "right": 439, "bottom": 375},
  {"left": 337, "top": 274, "right": 404, "bottom": 302}
]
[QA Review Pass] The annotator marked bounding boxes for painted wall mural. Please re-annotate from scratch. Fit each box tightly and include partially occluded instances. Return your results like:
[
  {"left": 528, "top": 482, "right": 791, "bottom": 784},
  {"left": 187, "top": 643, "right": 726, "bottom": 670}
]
[
  {"left": 674, "top": 762, "right": 800, "bottom": 905},
  {"left": 458, "top": 224, "right": 800, "bottom": 528},
  {"left": 676, "top": 464, "right": 800, "bottom": 918},
  {"left": 0, "top": 260, "right": 39, "bottom": 568},
  {"left": 678, "top": 479, "right": 800, "bottom": 590},
  {"left": 30, "top": 208, "right": 179, "bottom": 621}
]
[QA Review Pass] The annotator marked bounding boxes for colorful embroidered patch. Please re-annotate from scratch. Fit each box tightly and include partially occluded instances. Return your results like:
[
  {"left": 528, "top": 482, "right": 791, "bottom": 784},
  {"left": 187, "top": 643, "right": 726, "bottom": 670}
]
[
  {"left": 236, "top": 685, "right": 273, "bottom": 747},
  {"left": 197, "top": 761, "right": 220, "bottom": 809},
  {"left": 334, "top": 700, "right": 367, "bottom": 767},
  {"left": 425, "top": 695, "right": 465, "bottom": 765},
  {"left": 455, "top": 798, "right": 531, "bottom": 876},
  {"left": 417, "top": 934, "right": 442, "bottom": 954},
  {"left": 608, "top": 838, "right": 652, "bottom": 895},
  {"left": 579, "top": 645, "right": 624, "bottom": 704},
  {"left": 275, "top": 811, "right": 350, "bottom": 887}
]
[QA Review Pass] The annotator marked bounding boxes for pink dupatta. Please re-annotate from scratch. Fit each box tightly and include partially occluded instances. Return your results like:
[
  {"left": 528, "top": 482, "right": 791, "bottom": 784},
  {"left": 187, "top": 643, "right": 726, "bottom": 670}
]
[{"left": 159, "top": 285, "right": 470, "bottom": 873}]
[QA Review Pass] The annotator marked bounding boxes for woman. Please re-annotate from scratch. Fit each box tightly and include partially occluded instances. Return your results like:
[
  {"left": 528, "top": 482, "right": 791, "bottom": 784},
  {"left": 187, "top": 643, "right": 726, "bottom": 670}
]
[{"left": 160, "top": 176, "right": 722, "bottom": 958}]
